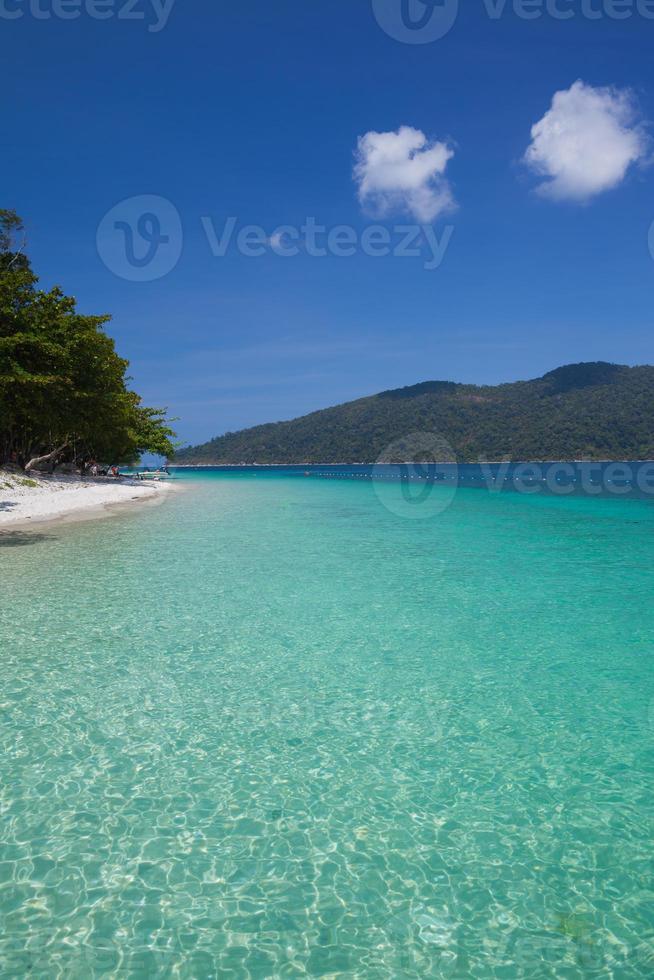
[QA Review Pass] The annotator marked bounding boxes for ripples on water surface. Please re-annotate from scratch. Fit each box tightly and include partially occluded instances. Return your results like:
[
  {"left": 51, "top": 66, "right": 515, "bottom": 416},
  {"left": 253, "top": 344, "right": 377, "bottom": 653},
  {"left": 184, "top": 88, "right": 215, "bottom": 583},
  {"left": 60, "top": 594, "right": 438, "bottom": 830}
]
[{"left": 1, "top": 472, "right": 654, "bottom": 977}]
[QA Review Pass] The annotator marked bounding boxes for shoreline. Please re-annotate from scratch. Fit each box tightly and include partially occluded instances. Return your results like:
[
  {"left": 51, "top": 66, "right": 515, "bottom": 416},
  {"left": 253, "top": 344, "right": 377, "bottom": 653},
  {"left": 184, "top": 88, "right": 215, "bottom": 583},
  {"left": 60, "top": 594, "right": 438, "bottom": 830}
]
[
  {"left": 0, "top": 472, "right": 176, "bottom": 532},
  {"left": 170, "top": 458, "right": 654, "bottom": 467}
]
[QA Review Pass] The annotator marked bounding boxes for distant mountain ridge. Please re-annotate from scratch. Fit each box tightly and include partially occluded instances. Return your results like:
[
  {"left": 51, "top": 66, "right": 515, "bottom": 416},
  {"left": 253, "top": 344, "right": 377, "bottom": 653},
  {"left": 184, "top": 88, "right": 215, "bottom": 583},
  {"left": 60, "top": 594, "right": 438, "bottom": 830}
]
[{"left": 173, "top": 362, "right": 654, "bottom": 464}]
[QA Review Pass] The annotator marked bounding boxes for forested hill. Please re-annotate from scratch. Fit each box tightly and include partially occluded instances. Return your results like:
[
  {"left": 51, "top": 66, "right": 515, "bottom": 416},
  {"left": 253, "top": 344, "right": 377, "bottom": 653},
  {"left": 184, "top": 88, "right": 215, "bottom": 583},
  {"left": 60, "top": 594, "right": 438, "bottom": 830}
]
[{"left": 173, "top": 362, "right": 654, "bottom": 464}]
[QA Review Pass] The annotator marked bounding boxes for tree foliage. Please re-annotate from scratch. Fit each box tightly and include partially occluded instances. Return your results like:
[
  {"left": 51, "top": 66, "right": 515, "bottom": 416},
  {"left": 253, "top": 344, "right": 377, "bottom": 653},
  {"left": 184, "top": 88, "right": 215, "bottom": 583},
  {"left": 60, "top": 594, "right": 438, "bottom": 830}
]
[
  {"left": 175, "top": 362, "right": 654, "bottom": 465},
  {"left": 0, "top": 210, "right": 175, "bottom": 470}
]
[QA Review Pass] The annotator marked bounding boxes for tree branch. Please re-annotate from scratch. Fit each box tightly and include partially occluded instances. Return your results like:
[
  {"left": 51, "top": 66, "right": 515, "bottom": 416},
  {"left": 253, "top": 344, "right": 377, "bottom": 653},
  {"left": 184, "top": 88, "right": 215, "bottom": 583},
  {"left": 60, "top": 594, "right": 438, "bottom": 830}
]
[{"left": 25, "top": 443, "right": 69, "bottom": 473}]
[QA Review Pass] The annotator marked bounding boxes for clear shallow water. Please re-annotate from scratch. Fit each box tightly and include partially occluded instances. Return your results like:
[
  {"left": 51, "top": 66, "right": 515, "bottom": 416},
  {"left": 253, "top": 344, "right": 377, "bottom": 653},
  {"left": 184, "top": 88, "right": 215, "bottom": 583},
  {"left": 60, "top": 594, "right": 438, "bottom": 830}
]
[{"left": 1, "top": 473, "right": 654, "bottom": 978}]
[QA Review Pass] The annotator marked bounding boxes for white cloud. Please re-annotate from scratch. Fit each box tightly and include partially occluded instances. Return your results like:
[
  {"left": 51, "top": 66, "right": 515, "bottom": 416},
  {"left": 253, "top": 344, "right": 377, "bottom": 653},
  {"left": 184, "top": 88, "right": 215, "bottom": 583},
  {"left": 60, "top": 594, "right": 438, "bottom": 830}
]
[
  {"left": 354, "top": 125, "right": 456, "bottom": 222},
  {"left": 524, "top": 80, "right": 648, "bottom": 202}
]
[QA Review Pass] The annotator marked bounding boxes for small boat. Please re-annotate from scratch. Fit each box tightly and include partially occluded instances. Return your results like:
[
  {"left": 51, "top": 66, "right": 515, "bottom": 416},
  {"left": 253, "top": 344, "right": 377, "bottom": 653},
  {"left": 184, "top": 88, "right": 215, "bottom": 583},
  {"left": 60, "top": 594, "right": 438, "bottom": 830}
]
[{"left": 135, "top": 468, "right": 172, "bottom": 481}]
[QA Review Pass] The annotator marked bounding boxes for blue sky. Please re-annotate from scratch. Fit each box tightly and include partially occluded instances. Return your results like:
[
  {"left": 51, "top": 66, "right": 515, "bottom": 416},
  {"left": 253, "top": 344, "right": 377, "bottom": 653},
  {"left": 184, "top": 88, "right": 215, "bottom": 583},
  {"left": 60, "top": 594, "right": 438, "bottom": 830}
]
[{"left": 5, "top": 0, "right": 654, "bottom": 445}]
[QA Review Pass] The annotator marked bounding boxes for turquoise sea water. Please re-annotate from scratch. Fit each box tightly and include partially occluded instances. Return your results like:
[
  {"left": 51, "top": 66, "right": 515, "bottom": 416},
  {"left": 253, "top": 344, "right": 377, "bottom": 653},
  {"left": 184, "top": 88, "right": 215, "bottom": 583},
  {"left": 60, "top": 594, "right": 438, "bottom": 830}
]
[{"left": 1, "top": 472, "right": 654, "bottom": 978}]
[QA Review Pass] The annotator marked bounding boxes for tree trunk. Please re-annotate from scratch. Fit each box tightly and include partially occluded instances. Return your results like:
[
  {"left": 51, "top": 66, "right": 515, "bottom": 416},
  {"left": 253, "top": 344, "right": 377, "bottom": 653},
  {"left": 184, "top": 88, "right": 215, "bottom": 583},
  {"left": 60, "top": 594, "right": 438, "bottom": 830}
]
[{"left": 25, "top": 443, "right": 68, "bottom": 473}]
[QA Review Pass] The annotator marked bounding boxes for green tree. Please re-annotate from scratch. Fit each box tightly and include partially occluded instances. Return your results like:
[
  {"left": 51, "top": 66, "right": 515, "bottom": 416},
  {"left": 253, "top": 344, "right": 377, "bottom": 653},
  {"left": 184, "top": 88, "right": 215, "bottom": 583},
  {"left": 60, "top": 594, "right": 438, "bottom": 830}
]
[{"left": 0, "top": 210, "right": 176, "bottom": 470}]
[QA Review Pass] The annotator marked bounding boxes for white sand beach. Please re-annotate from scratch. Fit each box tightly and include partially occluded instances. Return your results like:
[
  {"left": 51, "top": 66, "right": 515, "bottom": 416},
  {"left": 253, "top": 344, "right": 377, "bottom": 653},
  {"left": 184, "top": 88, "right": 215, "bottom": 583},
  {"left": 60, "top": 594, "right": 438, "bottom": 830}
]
[{"left": 0, "top": 471, "right": 174, "bottom": 530}]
